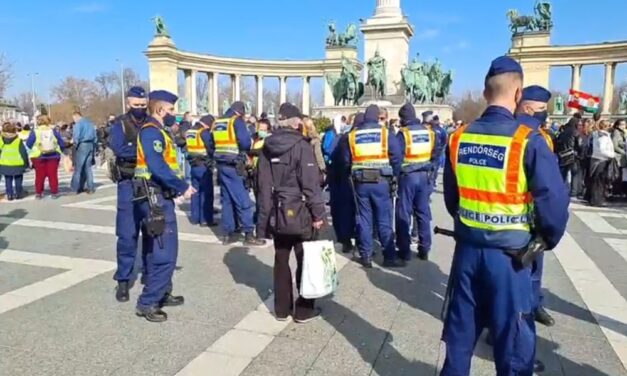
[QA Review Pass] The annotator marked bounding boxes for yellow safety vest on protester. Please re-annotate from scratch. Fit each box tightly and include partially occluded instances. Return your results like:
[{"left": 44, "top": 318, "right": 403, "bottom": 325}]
[
  {"left": 539, "top": 129, "right": 554, "bottom": 152},
  {"left": 185, "top": 128, "right": 208, "bottom": 157},
  {"left": 0, "top": 138, "right": 24, "bottom": 167},
  {"left": 449, "top": 124, "right": 533, "bottom": 233},
  {"left": 134, "top": 123, "right": 181, "bottom": 180},
  {"left": 29, "top": 126, "right": 61, "bottom": 158},
  {"left": 401, "top": 127, "right": 434, "bottom": 167},
  {"left": 348, "top": 126, "right": 390, "bottom": 171},
  {"left": 212, "top": 116, "right": 239, "bottom": 155}
]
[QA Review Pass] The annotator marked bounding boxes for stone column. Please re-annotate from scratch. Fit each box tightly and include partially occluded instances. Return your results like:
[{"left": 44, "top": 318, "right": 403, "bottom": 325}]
[
  {"left": 184, "top": 70, "right": 192, "bottom": 113},
  {"left": 206, "top": 72, "right": 213, "bottom": 114},
  {"left": 302, "top": 76, "right": 310, "bottom": 115},
  {"left": 324, "top": 77, "right": 335, "bottom": 107},
  {"left": 210, "top": 72, "right": 219, "bottom": 116},
  {"left": 602, "top": 62, "right": 617, "bottom": 114},
  {"left": 571, "top": 64, "right": 582, "bottom": 92},
  {"left": 279, "top": 76, "right": 287, "bottom": 104},
  {"left": 189, "top": 70, "right": 197, "bottom": 114},
  {"left": 232, "top": 74, "right": 241, "bottom": 101},
  {"left": 256, "top": 75, "right": 264, "bottom": 116},
  {"left": 374, "top": 0, "right": 401, "bottom": 17}
]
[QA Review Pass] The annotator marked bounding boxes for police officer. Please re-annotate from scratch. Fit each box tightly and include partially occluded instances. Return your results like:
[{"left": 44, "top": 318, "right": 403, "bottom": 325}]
[
  {"left": 516, "top": 85, "right": 556, "bottom": 327},
  {"left": 441, "top": 56, "right": 569, "bottom": 374},
  {"left": 430, "top": 114, "right": 448, "bottom": 187},
  {"left": 342, "top": 104, "right": 404, "bottom": 268},
  {"left": 185, "top": 115, "right": 216, "bottom": 227},
  {"left": 209, "top": 101, "right": 265, "bottom": 246},
  {"left": 134, "top": 90, "right": 195, "bottom": 322},
  {"left": 396, "top": 104, "right": 435, "bottom": 261},
  {"left": 109, "top": 86, "right": 148, "bottom": 302}
]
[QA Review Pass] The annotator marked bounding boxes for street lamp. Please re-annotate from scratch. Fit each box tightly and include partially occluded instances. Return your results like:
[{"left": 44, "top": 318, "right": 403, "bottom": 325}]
[
  {"left": 26, "top": 72, "right": 39, "bottom": 120},
  {"left": 116, "top": 59, "right": 125, "bottom": 113}
]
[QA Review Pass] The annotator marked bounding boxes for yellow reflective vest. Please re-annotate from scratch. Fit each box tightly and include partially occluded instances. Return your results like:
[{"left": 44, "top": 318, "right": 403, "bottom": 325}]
[
  {"left": 185, "top": 128, "right": 208, "bottom": 157},
  {"left": 0, "top": 137, "right": 24, "bottom": 167},
  {"left": 539, "top": 129, "right": 554, "bottom": 152},
  {"left": 348, "top": 126, "right": 390, "bottom": 171},
  {"left": 251, "top": 138, "right": 265, "bottom": 167},
  {"left": 212, "top": 116, "right": 239, "bottom": 156},
  {"left": 449, "top": 124, "right": 533, "bottom": 233},
  {"left": 134, "top": 123, "right": 181, "bottom": 180},
  {"left": 401, "top": 126, "right": 434, "bottom": 169}
]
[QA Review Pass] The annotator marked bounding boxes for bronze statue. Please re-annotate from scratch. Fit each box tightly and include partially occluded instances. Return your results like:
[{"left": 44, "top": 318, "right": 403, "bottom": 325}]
[
  {"left": 507, "top": 1, "right": 553, "bottom": 35},
  {"left": 325, "top": 57, "right": 364, "bottom": 106},
  {"left": 152, "top": 15, "right": 170, "bottom": 37},
  {"left": 325, "top": 22, "right": 358, "bottom": 47},
  {"left": 366, "top": 50, "right": 387, "bottom": 99},
  {"left": 401, "top": 54, "right": 453, "bottom": 104},
  {"left": 553, "top": 95, "right": 565, "bottom": 115},
  {"left": 619, "top": 91, "right": 627, "bottom": 115}
]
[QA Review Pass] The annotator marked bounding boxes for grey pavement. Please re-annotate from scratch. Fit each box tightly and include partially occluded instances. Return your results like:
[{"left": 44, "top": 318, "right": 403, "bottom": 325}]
[{"left": 0, "top": 169, "right": 626, "bottom": 375}]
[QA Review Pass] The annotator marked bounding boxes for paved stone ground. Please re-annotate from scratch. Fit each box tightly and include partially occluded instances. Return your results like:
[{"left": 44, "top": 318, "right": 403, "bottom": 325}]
[{"left": 1, "top": 168, "right": 626, "bottom": 375}]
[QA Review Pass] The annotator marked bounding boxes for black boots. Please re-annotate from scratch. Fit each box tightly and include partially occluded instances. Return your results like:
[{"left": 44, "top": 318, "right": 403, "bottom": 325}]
[
  {"left": 244, "top": 233, "right": 266, "bottom": 246},
  {"left": 115, "top": 281, "right": 129, "bottom": 302}
]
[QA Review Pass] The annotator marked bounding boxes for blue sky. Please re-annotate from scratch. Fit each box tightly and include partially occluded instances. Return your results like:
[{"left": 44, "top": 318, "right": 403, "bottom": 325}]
[{"left": 1, "top": 0, "right": 626, "bottom": 102}]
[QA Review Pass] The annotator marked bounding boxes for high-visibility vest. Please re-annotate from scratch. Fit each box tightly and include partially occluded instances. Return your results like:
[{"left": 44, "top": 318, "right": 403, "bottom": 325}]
[
  {"left": 251, "top": 138, "right": 265, "bottom": 167},
  {"left": 449, "top": 124, "right": 533, "bottom": 233},
  {"left": 18, "top": 130, "right": 30, "bottom": 142},
  {"left": 29, "top": 126, "right": 61, "bottom": 158},
  {"left": 212, "top": 116, "right": 239, "bottom": 156},
  {"left": 185, "top": 128, "right": 208, "bottom": 157},
  {"left": 539, "top": 129, "right": 554, "bottom": 152},
  {"left": 348, "top": 126, "right": 390, "bottom": 171},
  {"left": 0, "top": 137, "right": 24, "bottom": 167},
  {"left": 401, "top": 126, "right": 434, "bottom": 169},
  {"left": 134, "top": 123, "right": 181, "bottom": 180}
]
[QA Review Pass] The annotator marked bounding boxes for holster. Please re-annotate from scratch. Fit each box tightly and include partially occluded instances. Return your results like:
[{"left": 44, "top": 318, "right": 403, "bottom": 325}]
[
  {"left": 505, "top": 236, "right": 547, "bottom": 270},
  {"left": 133, "top": 179, "right": 177, "bottom": 201},
  {"left": 353, "top": 169, "right": 381, "bottom": 184},
  {"left": 116, "top": 158, "right": 136, "bottom": 181},
  {"left": 133, "top": 179, "right": 166, "bottom": 238},
  {"left": 235, "top": 159, "right": 247, "bottom": 177}
]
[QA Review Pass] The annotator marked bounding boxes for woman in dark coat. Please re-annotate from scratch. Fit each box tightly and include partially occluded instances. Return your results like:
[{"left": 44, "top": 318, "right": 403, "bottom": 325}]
[{"left": 0, "top": 122, "right": 30, "bottom": 200}]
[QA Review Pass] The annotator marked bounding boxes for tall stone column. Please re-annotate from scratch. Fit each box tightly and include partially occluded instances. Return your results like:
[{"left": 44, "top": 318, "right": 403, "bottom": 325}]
[
  {"left": 256, "top": 75, "right": 264, "bottom": 116},
  {"left": 375, "top": 0, "right": 401, "bottom": 17},
  {"left": 189, "top": 70, "right": 197, "bottom": 114},
  {"left": 232, "top": 74, "right": 241, "bottom": 101},
  {"left": 210, "top": 72, "right": 219, "bottom": 116},
  {"left": 279, "top": 76, "right": 287, "bottom": 104},
  {"left": 184, "top": 70, "right": 192, "bottom": 113},
  {"left": 571, "top": 64, "right": 582, "bottom": 91},
  {"left": 602, "top": 62, "right": 617, "bottom": 114},
  {"left": 206, "top": 72, "right": 213, "bottom": 114},
  {"left": 302, "top": 76, "right": 310, "bottom": 115}
]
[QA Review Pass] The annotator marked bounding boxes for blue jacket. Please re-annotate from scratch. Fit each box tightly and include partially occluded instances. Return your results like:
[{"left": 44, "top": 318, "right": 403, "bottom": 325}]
[
  {"left": 138, "top": 116, "right": 188, "bottom": 194},
  {"left": 109, "top": 113, "right": 147, "bottom": 159},
  {"left": 208, "top": 110, "right": 251, "bottom": 164},
  {"left": 443, "top": 106, "right": 569, "bottom": 250},
  {"left": 72, "top": 118, "right": 97, "bottom": 145},
  {"left": 397, "top": 121, "right": 436, "bottom": 172},
  {"left": 341, "top": 121, "right": 403, "bottom": 177},
  {"left": 431, "top": 122, "right": 448, "bottom": 158},
  {"left": 26, "top": 128, "right": 66, "bottom": 160},
  {"left": 322, "top": 128, "right": 339, "bottom": 165}
]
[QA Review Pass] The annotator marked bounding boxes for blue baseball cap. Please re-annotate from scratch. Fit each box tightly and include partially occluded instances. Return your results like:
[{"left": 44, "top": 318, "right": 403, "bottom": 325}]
[
  {"left": 148, "top": 90, "right": 178, "bottom": 104},
  {"left": 521, "top": 85, "right": 551, "bottom": 103},
  {"left": 486, "top": 56, "right": 523, "bottom": 79},
  {"left": 126, "top": 86, "right": 146, "bottom": 99}
]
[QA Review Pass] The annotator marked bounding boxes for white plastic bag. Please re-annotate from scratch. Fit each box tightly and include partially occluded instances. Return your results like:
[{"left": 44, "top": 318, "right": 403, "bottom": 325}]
[{"left": 300, "top": 240, "right": 338, "bottom": 299}]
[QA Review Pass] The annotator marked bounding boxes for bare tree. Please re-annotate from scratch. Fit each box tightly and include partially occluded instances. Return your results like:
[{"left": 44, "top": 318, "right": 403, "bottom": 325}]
[
  {"left": 51, "top": 76, "right": 98, "bottom": 110},
  {"left": 94, "top": 71, "right": 118, "bottom": 99},
  {"left": 13, "top": 91, "right": 42, "bottom": 117},
  {"left": 0, "top": 53, "right": 12, "bottom": 98},
  {"left": 452, "top": 91, "right": 487, "bottom": 122}
]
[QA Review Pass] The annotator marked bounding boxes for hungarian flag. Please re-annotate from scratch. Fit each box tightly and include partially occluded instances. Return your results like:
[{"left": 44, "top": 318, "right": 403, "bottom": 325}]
[{"left": 568, "top": 89, "right": 600, "bottom": 113}]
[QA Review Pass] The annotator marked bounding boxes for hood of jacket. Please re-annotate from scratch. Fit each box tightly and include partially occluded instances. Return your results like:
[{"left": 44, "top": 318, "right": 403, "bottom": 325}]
[{"left": 263, "top": 128, "right": 304, "bottom": 157}]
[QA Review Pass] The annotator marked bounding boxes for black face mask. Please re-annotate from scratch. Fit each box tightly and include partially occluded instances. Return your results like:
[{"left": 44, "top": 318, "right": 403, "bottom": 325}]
[
  {"left": 130, "top": 108, "right": 147, "bottom": 121},
  {"left": 533, "top": 110, "right": 548, "bottom": 123}
]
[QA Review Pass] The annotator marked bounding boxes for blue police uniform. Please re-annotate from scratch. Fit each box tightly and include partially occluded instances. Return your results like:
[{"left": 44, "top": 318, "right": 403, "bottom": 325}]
[
  {"left": 186, "top": 115, "right": 216, "bottom": 226},
  {"left": 517, "top": 85, "right": 556, "bottom": 324},
  {"left": 134, "top": 90, "right": 188, "bottom": 320},
  {"left": 342, "top": 105, "right": 403, "bottom": 266},
  {"left": 207, "top": 102, "right": 258, "bottom": 242},
  {"left": 440, "top": 57, "right": 569, "bottom": 375},
  {"left": 396, "top": 104, "right": 436, "bottom": 260},
  {"left": 109, "top": 87, "right": 147, "bottom": 300},
  {"left": 431, "top": 116, "right": 448, "bottom": 186}
]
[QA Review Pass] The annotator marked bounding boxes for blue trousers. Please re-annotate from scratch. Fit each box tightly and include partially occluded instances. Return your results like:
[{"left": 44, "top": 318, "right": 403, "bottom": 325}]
[
  {"left": 136, "top": 194, "right": 178, "bottom": 309},
  {"left": 441, "top": 243, "right": 535, "bottom": 376},
  {"left": 531, "top": 253, "right": 545, "bottom": 310},
  {"left": 190, "top": 165, "right": 214, "bottom": 225},
  {"left": 114, "top": 180, "right": 143, "bottom": 282},
  {"left": 218, "top": 165, "right": 254, "bottom": 234},
  {"left": 329, "top": 177, "right": 356, "bottom": 244},
  {"left": 395, "top": 171, "right": 432, "bottom": 258},
  {"left": 3, "top": 174, "right": 24, "bottom": 196},
  {"left": 71, "top": 143, "right": 95, "bottom": 192},
  {"left": 355, "top": 180, "right": 396, "bottom": 260}
]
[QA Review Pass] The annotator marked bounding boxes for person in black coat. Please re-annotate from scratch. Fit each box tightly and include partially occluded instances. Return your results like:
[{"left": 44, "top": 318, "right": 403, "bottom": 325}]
[
  {"left": 556, "top": 116, "right": 581, "bottom": 195},
  {"left": 256, "top": 103, "right": 326, "bottom": 323}
]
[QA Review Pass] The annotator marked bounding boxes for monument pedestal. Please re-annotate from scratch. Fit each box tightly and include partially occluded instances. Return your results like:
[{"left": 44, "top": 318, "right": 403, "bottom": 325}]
[
  {"left": 508, "top": 31, "right": 551, "bottom": 87},
  {"left": 312, "top": 103, "right": 454, "bottom": 123}
]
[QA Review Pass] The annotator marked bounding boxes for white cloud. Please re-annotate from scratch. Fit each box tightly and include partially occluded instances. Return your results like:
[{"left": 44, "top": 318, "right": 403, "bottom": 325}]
[
  {"left": 415, "top": 28, "right": 440, "bottom": 40},
  {"left": 71, "top": 2, "right": 107, "bottom": 13}
]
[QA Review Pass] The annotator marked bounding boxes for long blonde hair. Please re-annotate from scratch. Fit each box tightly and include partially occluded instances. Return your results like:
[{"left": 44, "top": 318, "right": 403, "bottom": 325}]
[
  {"left": 37, "top": 114, "right": 51, "bottom": 125},
  {"left": 303, "top": 117, "right": 320, "bottom": 140}
]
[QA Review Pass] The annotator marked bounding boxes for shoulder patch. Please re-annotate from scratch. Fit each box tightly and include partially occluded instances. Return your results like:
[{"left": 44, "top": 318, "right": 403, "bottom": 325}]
[{"left": 153, "top": 140, "right": 163, "bottom": 153}]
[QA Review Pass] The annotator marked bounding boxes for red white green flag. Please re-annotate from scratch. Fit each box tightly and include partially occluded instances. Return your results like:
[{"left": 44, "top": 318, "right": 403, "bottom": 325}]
[{"left": 567, "top": 89, "right": 601, "bottom": 113}]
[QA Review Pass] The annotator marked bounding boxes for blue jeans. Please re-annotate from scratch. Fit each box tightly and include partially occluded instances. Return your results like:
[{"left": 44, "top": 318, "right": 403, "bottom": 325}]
[
  {"left": 4, "top": 175, "right": 24, "bottom": 197},
  {"left": 71, "top": 143, "right": 95, "bottom": 193}
]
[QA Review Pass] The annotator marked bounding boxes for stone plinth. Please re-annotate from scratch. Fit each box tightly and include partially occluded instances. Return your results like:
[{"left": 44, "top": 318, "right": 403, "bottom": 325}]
[
  {"left": 508, "top": 31, "right": 551, "bottom": 88},
  {"left": 325, "top": 46, "right": 358, "bottom": 61},
  {"left": 312, "top": 104, "right": 453, "bottom": 123},
  {"left": 511, "top": 31, "right": 551, "bottom": 48},
  {"left": 145, "top": 36, "right": 179, "bottom": 94}
]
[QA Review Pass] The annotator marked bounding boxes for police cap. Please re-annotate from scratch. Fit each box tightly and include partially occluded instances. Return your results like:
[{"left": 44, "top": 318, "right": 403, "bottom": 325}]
[
  {"left": 148, "top": 90, "right": 178, "bottom": 104},
  {"left": 230, "top": 101, "right": 246, "bottom": 116},
  {"left": 521, "top": 85, "right": 551, "bottom": 103},
  {"left": 486, "top": 56, "right": 523, "bottom": 79},
  {"left": 126, "top": 86, "right": 146, "bottom": 99},
  {"left": 199, "top": 115, "right": 215, "bottom": 127},
  {"left": 353, "top": 112, "right": 365, "bottom": 127}
]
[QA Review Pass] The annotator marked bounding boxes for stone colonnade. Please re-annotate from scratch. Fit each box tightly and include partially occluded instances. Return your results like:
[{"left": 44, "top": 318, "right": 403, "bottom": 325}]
[
  {"left": 180, "top": 70, "right": 311, "bottom": 116},
  {"left": 508, "top": 32, "right": 627, "bottom": 114}
]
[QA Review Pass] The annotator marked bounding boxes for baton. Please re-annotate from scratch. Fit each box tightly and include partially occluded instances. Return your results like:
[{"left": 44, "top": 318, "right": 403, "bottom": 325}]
[{"left": 434, "top": 226, "right": 455, "bottom": 237}]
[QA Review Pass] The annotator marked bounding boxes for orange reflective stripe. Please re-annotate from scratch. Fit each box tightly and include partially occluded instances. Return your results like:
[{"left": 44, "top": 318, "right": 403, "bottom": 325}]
[
  {"left": 381, "top": 126, "right": 388, "bottom": 156},
  {"left": 449, "top": 125, "right": 467, "bottom": 172},
  {"left": 539, "top": 129, "right": 554, "bottom": 151},
  {"left": 349, "top": 127, "right": 388, "bottom": 161},
  {"left": 459, "top": 187, "right": 532, "bottom": 205},
  {"left": 505, "top": 125, "right": 532, "bottom": 194}
]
